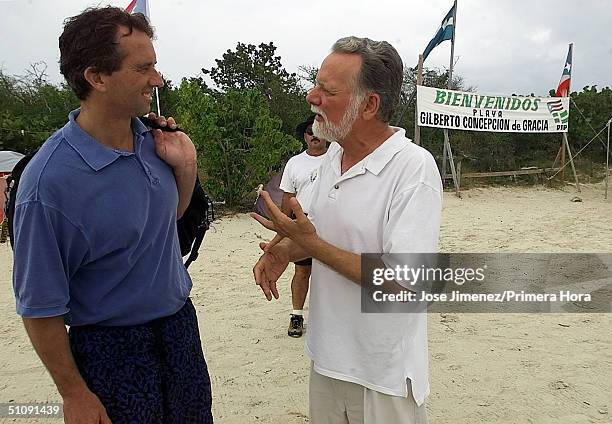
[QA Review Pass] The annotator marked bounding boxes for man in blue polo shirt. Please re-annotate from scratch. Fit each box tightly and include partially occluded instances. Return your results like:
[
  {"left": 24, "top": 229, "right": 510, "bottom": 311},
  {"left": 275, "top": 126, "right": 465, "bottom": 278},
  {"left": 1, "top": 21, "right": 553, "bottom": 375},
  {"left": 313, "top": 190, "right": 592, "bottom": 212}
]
[{"left": 12, "top": 7, "right": 212, "bottom": 423}]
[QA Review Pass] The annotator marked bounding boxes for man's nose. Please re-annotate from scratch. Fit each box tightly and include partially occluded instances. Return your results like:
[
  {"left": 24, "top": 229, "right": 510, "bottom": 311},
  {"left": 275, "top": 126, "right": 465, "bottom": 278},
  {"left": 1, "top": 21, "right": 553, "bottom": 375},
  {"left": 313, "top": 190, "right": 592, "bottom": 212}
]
[
  {"left": 151, "top": 69, "right": 164, "bottom": 88},
  {"left": 306, "top": 87, "right": 320, "bottom": 106}
]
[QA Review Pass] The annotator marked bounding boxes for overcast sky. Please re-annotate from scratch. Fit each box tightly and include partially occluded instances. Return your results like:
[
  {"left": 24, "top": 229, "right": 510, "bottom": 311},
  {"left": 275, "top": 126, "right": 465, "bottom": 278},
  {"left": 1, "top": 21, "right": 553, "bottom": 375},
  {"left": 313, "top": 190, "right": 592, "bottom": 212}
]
[{"left": 1, "top": 0, "right": 611, "bottom": 97}]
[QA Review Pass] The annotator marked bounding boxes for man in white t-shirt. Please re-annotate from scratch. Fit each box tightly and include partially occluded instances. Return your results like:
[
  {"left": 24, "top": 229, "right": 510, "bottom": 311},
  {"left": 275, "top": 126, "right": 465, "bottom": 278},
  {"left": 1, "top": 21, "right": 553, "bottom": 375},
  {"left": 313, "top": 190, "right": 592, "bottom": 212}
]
[
  {"left": 252, "top": 36, "right": 442, "bottom": 423},
  {"left": 279, "top": 115, "right": 328, "bottom": 338}
]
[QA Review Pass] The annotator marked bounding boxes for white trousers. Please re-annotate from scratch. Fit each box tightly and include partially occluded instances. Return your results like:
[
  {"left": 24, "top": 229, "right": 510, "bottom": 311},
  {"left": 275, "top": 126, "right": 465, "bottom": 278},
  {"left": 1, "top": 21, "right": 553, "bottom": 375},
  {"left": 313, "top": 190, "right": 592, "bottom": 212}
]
[{"left": 309, "top": 364, "right": 428, "bottom": 424}]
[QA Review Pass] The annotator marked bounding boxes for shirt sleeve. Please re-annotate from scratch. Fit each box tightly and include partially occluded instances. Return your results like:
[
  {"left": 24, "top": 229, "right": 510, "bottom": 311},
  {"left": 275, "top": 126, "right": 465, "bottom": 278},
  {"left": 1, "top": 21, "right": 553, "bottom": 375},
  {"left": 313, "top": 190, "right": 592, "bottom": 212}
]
[
  {"left": 279, "top": 158, "right": 296, "bottom": 194},
  {"left": 382, "top": 182, "right": 443, "bottom": 291},
  {"left": 12, "top": 200, "right": 89, "bottom": 318},
  {"left": 383, "top": 182, "right": 442, "bottom": 253}
]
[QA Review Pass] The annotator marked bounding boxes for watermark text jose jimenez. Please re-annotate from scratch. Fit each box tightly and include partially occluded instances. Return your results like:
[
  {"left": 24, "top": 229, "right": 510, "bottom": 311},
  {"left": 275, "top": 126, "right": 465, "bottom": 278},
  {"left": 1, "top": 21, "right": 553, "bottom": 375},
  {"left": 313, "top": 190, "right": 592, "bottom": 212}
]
[{"left": 360, "top": 253, "right": 612, "bottom": 313}]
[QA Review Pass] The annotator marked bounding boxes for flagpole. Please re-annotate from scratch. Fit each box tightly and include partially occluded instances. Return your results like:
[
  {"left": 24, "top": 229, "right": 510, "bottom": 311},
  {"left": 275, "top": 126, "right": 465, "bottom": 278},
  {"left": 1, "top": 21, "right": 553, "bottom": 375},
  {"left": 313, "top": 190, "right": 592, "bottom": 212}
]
[
  {"left": 443, "top": 0, "right": 461, "bottom": 197},
  {"left": 414, "top": 54, "right": 424, "bottom": 145},
  {"left": 563, "top": 131, "right": 580, "bottom": 192},
  {"left": 155, "top": 86, "right": 161, "bottom": 116},
  {"left": 440, "top": 0, "right": 452, "bottom": 177},
  {"left": 559, "top": 43, "right": 572, "bottom": 182},
  {"left": 447, "top": 0, "right": 457, "bottom": 89},
  {"left": 560, "top": 43, "right": 579, "bottom": 192}
]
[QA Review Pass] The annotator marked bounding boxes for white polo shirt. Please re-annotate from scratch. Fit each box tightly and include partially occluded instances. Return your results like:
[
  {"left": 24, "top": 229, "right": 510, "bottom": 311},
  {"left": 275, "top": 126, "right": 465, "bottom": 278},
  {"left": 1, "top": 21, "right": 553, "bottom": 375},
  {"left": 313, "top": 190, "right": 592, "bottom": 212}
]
[{"left": 305, "top": 127, "right": 442, "bottom": 406}]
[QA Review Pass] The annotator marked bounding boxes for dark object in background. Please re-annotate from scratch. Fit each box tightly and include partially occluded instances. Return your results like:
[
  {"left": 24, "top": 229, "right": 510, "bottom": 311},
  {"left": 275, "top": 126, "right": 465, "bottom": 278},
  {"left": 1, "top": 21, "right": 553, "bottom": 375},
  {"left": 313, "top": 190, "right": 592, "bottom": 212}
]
[{"left": 253, "top": 167, "right": 285, "bottom": 219}]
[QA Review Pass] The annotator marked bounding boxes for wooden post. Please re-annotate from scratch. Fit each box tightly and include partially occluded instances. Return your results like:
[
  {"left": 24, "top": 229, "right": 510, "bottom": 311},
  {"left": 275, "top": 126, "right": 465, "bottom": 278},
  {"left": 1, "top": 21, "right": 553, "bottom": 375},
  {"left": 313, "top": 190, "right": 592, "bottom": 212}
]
[
  {"left": 560, "top": 137, "right": 566, "bottom": 182},
  {"left": 442, "top": 140, "right": 448, "bottom": 177},
  {"left": 444, "top": 130, "right": 461, "bottom": 197},
  {"left": 456, "top": 159, "right": 462, "bottom": 186},
  {"left": 606, "top": 119, "right": 611, "bottom": 200},
  {"left": 414, "top": 54, "right": 424, "bottom": 145},
  {"left": 563, "top": 132, "right": 580, "bottom": 192}
]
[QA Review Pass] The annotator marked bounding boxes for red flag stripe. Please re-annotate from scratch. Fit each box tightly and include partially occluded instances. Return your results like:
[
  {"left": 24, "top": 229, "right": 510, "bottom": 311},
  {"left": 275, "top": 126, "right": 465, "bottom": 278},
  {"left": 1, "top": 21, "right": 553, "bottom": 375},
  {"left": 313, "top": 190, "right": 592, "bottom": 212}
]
[
  {"left": 125, "top": 0, "right": 137, "bottom": 13},
  {"left": 556, "top": 78, "right": 570, "bottom": 97}
]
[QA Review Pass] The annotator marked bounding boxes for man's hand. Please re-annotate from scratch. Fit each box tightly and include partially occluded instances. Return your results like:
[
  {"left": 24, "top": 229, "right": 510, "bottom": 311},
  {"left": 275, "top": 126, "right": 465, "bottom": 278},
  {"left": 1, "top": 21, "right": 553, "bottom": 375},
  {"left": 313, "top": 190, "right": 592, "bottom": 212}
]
[
  {"left": 251, "top": 191, "right": 319, "bottom": 300},
  {"left": 22, "top": 317, "right": 111, "bottom": 424},
  {"left": 251, "top": 191, "right": 318, "bottom": 253},
  {"left": 62, "top": 386, "right": 112, "bottom": 424},
  {"left": 148, "top": 113, "right": 197, "bottom": 170},
  {"left": 147, "top": 113, "right": 197, "bottom": 218},
  {"left": 252, "top": 240, "right": 290, "bottom": 301}
]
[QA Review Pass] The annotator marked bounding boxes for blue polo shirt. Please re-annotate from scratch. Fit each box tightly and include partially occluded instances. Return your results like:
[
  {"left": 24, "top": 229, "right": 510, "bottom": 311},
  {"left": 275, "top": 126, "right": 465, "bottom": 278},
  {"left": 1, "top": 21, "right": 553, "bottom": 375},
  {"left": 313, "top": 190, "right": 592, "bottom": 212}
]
[{"left": 12, "top": 110, "right": 192, "bottom": 326}]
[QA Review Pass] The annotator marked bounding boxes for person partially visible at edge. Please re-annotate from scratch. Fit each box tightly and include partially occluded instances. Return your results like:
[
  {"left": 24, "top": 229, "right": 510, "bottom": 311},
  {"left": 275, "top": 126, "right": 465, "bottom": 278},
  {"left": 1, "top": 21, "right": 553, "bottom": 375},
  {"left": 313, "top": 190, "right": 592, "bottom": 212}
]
[
  {"left": 252, "top": 36, "right": 442, "bottom": 423},
  {"left": 280, "top": 114, "right": 328, "bottom": 338},
  {"left": 12, "top": 7, "right": 212, "bottom": 423}
]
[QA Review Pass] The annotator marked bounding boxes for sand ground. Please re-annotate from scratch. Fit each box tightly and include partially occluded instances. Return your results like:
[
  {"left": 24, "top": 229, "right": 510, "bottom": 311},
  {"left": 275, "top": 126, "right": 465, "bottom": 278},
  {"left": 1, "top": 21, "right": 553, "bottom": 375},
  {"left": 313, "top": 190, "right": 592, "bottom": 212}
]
[{"left": 1, "top": 184, "right": 611, "bottom": 423}]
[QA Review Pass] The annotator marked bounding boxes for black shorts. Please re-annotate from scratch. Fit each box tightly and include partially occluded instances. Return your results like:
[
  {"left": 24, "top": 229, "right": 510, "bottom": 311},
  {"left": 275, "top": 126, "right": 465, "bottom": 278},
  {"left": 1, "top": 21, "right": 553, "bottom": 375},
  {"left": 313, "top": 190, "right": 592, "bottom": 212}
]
[{"left": 294, "top": 258, "right": 312, "bottom": 266}]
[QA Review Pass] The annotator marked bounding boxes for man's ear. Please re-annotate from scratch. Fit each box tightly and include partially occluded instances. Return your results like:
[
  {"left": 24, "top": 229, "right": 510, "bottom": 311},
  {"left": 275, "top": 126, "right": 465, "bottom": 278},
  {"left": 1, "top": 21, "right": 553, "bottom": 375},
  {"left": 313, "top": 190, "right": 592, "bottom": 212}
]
[
  {"left": 362, "top": 93, "right": 380, "bottom": 121},
  {"left": 83, "top": 67, "right": 108, "bottom": 94}
]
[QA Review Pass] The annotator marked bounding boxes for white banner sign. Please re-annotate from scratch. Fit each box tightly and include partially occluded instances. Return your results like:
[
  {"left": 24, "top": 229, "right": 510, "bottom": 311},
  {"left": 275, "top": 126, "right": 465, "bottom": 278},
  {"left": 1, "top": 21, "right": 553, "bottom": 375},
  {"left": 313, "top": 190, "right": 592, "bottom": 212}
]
[{"left": 417, "top": 85, "right": 569, "bottom": 133}]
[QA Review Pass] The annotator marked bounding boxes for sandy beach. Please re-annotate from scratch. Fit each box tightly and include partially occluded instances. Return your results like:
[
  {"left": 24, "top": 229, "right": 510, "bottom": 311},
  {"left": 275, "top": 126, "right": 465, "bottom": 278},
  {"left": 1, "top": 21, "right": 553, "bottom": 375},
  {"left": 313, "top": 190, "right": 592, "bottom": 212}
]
[{"left": 1, "top": 183, "right": 611, "bottom": 423}]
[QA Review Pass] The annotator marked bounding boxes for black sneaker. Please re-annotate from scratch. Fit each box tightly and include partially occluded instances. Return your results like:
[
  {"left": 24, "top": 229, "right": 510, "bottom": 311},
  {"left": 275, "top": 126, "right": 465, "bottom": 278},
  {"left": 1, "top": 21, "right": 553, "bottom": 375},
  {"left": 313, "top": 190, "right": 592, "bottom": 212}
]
[{"left": 288, "top": 314, "right": 304, "bottom": 338}]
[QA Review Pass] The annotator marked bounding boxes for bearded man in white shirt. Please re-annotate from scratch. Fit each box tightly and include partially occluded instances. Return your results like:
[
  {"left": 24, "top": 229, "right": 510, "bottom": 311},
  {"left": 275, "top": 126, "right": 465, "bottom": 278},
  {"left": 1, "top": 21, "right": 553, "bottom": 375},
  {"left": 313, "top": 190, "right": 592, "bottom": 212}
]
[{"left": 253, "top": 36, "right": 442, "bottom": 424}]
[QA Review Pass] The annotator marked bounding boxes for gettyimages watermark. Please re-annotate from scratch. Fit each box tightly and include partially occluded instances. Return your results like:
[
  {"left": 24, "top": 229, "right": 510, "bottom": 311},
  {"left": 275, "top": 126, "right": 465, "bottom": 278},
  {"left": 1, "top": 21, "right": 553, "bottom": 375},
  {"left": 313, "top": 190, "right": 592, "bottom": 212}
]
[{"left": 361, "top": 253, "right": 612, "bottom": 313}]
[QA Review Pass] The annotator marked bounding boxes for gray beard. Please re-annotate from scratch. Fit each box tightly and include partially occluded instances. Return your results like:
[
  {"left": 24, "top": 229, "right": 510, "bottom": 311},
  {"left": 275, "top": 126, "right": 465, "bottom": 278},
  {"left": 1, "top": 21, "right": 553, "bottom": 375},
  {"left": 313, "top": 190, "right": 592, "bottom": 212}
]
[{"left": 312, "top": 94, "right": 363, "bottom": 142}]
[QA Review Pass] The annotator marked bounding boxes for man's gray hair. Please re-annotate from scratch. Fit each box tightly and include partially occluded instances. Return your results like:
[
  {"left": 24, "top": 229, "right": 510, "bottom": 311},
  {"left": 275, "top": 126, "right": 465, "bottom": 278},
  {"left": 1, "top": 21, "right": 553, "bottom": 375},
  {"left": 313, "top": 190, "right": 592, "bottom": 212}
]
[{"left": 331, "top": 36, "right": 403, "bottom": 123}]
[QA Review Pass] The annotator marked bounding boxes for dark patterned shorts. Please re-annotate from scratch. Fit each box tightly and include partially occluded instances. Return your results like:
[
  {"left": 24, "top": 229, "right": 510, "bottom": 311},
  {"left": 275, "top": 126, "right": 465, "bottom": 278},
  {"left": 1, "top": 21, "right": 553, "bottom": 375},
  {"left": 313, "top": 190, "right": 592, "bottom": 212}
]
[{"left": 69, "top": 298, "right": 213, "bottom": 423}]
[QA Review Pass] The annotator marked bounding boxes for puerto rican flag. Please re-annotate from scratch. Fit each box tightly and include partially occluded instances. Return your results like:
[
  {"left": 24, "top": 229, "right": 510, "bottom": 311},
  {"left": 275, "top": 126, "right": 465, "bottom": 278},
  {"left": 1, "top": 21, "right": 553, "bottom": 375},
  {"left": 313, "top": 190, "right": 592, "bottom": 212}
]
[
  {"left": 555, "top": 43, "right": 573, "bottom": 97},
  {"left": 125, "top": 0, "right": 149, "bottom": 19}
]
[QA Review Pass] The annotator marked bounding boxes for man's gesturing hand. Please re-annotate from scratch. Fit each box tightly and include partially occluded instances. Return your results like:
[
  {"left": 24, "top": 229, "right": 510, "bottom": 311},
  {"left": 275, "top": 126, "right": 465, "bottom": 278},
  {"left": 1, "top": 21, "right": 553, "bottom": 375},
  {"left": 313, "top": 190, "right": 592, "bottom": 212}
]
[
  {"left": 251, "top": 191, "right": 317, "bottom": 252},
  {"left": 252, "top": 241, "right": 290, "bottom": 301},
  {"left": 251, "top": 191, "right": 318, "bottom": 300}
]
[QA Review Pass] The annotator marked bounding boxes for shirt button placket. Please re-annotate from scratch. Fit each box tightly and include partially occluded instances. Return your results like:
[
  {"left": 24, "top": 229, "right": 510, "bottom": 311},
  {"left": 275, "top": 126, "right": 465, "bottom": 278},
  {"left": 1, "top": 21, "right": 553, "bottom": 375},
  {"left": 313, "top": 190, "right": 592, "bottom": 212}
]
[{"left": 329, "top": 182, "right": 339, "bottom": 199}]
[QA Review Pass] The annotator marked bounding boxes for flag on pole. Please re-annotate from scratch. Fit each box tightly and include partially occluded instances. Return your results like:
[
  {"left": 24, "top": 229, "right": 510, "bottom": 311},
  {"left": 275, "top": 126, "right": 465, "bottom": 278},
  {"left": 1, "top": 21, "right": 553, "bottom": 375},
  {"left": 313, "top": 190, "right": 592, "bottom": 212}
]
[
  {"left": 125, "top": 0, "right": 150, "bottom": 20},
  {"left": 422, "top": 3, "right": 456, "bottom": 61},
  {"left": 555, "top": 43, "right": 573, "bottom": 97}
]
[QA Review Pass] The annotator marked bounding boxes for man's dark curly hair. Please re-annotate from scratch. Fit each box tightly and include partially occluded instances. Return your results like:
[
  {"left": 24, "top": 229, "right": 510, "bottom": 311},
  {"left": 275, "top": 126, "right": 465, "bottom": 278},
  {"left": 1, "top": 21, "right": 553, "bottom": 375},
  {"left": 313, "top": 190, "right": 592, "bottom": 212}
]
[{"left": 59, "top": 6, "right": 154, "bottom": 100}]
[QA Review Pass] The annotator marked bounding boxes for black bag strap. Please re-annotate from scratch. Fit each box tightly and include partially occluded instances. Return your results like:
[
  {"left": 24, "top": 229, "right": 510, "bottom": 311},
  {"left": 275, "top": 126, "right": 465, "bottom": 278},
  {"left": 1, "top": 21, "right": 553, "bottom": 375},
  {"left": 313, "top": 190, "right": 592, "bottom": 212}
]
[
  {"left": 184, "top": 223, "right": 207, "bottom": 269},
  {"left": 183, "top": 195, "right": 213, "bottom": 269},
  {"left": 5, "top": 149, "right": 38, "bottom": 248}
]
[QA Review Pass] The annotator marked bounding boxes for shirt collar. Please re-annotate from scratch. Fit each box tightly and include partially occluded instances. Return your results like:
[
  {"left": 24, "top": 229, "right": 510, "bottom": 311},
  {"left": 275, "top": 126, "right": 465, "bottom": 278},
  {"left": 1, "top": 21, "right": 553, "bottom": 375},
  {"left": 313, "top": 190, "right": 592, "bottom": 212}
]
[
  {"left": 61, "top": 109, "right": 150, "bottom": 171},
  {"left": 329, "top": 127, "right": 409, "bottom": 177},
  {"left": 363, "top": 127, "right": 409, "bottom": 176}
]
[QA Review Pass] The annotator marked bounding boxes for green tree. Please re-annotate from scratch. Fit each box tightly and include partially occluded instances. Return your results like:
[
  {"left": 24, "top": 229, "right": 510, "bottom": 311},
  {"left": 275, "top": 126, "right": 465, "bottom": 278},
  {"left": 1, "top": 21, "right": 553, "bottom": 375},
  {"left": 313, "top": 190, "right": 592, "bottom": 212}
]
[
  {"left": 155, "top": 75, "right": 181, "bottom": 118},
  {"left": 0, "top": 64, "right": 78, "bottom": 153},
  {"left": 564, "top": 86, "right": 612, "bottom": 161},
  {"left": 297, "top": 65, "right": 318, "bottom": 87},
  {"left": 203, "top": 42, "right": 310, "bottom": 135},
  {"left": 176, "top": 79, "right": 301, "bottom": 206}
]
